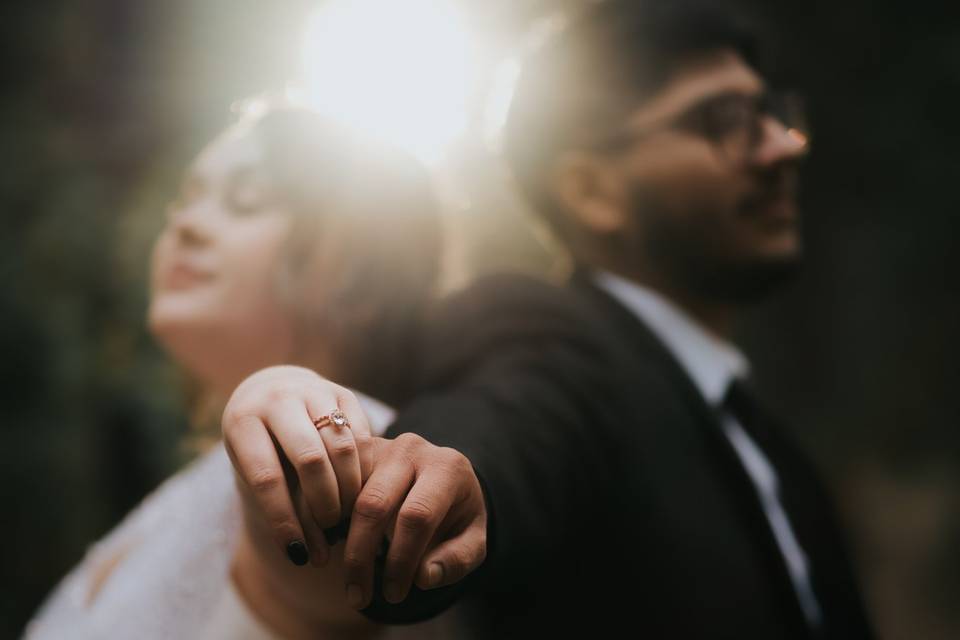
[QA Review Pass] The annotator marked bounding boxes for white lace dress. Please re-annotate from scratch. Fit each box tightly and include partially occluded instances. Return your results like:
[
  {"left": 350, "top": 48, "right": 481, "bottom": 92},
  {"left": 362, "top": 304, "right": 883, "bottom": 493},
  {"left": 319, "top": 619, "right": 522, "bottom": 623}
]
[{"left": 24, "top": 395, "right": 457, "bottom": 639}]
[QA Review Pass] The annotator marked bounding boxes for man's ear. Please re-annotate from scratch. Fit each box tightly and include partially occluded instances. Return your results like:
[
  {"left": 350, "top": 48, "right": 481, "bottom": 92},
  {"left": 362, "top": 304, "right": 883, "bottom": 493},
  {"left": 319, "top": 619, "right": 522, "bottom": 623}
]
[{"left": 551, "top": 151, "right": 627, "bottom": 235}]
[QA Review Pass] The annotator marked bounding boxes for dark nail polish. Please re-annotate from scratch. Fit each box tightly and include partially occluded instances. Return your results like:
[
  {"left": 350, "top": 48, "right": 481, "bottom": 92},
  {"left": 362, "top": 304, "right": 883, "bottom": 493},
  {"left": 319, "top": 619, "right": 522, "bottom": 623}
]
[{"left": 286, "top": 540, "right": 309, "bottom": 566}]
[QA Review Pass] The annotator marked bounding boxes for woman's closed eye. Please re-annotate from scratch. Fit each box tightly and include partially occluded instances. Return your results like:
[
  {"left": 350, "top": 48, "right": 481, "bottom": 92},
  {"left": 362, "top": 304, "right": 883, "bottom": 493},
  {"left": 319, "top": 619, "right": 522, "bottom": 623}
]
[{"left": 223, "top": 166, "right": 275, "bottom": 216}]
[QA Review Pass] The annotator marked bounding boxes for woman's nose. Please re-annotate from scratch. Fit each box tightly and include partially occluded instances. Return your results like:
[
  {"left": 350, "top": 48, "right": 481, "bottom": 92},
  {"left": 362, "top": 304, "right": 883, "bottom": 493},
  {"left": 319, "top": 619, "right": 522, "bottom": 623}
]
[{"left": 168, "top": 202, "right": 215, "bottom": 247}]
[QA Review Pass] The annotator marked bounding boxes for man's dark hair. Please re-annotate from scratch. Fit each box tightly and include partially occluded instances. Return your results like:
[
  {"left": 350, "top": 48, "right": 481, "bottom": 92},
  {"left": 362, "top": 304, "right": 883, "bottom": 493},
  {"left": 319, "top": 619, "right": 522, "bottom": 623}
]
[{"left": 503, "top": 0, "right": 764, "bottom": 242}]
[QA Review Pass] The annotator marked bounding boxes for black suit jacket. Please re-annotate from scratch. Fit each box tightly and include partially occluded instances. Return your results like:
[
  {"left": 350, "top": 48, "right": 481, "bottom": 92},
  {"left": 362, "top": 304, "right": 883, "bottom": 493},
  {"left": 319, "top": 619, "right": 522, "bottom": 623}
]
[{"left": 372, "top": 272, "right": 873, "bottom": 639}]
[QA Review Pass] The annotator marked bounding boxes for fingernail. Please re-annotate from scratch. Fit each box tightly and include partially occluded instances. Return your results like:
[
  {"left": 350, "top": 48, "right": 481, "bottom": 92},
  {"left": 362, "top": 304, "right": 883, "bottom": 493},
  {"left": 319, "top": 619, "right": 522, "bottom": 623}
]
[
  {"left": 346, "top": 583, "right": 364, "bottom": 609},
  {"left": 427, "top": 562, "right": 444, "bottom": 588},
  {"left": 384, "top": 580, "right": 402, "bottom": 604},
  {"left": 286, "top": 540, "right": 309, "bottom": 566}
]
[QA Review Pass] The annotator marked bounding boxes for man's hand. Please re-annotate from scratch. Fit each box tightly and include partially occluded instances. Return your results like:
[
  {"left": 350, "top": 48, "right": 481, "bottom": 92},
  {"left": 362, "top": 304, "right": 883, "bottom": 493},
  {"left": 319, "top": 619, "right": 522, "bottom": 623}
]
[{"left": 343, "top": 432, "right": 487, "bottom": 609}]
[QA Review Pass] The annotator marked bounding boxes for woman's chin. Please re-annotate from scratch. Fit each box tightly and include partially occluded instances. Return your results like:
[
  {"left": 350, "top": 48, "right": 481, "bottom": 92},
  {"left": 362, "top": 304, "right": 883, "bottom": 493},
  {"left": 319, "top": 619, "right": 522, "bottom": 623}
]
[
  {"left": 148, "top": 294, "right": 220, "bottom": 339},
  {"left": 148, "top": 307, "right": 219, "bottom": 368}
]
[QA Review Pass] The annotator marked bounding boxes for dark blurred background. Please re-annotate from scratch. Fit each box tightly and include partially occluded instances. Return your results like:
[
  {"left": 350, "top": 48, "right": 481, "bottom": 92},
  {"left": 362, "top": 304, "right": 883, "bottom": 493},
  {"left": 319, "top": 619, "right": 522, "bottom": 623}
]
[{"left": 1, "top": 1, "right": 957, "bottom": 638}]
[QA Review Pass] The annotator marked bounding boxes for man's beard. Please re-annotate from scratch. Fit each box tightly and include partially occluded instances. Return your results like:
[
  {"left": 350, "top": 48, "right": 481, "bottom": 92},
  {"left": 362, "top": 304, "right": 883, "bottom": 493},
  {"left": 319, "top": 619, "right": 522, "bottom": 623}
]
[
  {"left": 681, "top": 254, "right": 800, "bottom": 304},
  {"left": 630, "top": 186, "right": 802, "bottom": 305}
]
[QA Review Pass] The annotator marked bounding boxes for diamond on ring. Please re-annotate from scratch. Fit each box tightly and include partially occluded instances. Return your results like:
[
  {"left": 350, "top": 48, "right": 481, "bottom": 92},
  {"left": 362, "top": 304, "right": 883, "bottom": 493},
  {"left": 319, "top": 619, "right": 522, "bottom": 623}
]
[{"left": 313, "top": 409, "right": 350, "bottom": 430}]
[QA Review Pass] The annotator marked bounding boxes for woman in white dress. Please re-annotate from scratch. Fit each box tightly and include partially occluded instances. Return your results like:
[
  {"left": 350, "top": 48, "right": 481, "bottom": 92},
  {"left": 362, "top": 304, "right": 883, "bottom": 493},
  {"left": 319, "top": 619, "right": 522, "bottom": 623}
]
[{"left": 24, "top": 103, "right": 449, "bottom": 639}]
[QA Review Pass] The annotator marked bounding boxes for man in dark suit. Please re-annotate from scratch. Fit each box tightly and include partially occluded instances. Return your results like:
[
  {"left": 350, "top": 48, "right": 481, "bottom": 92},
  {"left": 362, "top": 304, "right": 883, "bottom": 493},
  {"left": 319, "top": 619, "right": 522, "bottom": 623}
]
[
  {"left": 353, "top": 1, "right": 876, "bottom": 637},
  {"left": 222, "top": 1, "right": 876, "bottom": 637}
]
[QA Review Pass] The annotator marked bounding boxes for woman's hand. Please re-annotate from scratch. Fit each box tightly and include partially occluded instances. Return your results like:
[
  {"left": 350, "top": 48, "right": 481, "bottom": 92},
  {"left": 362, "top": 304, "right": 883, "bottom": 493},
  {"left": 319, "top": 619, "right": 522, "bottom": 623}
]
[{"left": 223, "top": 365, "right": 374, "bottom": 568}]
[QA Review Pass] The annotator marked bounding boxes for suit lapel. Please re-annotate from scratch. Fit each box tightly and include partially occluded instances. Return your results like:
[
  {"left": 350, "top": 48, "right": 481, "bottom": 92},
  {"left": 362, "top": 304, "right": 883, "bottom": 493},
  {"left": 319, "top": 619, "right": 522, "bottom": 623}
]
[{"left": 570, "top": 272, "right": 812, "bottom": 630}]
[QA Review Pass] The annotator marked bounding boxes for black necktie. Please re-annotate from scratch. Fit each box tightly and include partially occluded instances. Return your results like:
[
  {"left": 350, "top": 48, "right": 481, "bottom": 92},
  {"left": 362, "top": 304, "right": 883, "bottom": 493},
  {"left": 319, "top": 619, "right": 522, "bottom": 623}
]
[
  {"left": 721, "top": 378, "right": 771, "bottom": 445},
  {"left": 721, "top": 378, "right": 826, "bottom": 633},
  {"left": 721, "top": 378, "right": 758, "bottom": 436}
]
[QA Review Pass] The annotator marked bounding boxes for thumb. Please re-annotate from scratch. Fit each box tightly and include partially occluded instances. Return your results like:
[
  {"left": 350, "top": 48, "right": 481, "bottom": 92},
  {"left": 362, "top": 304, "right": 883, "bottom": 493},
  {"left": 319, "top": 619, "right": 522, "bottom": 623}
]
[{"left": 413, "top": 525, "right": 486, "bottom": 590}]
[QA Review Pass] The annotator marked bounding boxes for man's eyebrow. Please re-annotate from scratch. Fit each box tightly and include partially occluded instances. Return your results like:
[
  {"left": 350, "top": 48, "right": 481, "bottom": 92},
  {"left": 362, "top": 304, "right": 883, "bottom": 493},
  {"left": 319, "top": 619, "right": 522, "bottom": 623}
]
[{"left": 690, "top": 86, "right": 765, "bottom": 106}]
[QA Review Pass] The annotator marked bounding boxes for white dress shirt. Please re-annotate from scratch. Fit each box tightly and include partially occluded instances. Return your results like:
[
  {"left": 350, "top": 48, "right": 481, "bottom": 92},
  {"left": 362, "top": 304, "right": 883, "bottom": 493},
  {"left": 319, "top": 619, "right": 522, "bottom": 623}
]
[{"left": 594, "top": 270, "right": 823, "bottom": 628}]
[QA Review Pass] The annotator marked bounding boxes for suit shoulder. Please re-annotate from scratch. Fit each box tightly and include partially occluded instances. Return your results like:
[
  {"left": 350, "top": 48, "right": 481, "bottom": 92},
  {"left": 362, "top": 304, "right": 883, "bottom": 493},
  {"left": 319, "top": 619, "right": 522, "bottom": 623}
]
[
  {"left": 430, "top": 272, "right": 593, "bottom": 336},
  {"left": 419, "top": 273, "right": 606, "bottom": 383}
]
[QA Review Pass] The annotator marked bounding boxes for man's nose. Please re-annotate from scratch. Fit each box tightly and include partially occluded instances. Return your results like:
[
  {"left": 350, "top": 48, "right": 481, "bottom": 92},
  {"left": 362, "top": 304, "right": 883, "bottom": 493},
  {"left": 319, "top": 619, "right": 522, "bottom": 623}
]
[{"left": 751, "top": 115, "right": 810, "bottom": 167}]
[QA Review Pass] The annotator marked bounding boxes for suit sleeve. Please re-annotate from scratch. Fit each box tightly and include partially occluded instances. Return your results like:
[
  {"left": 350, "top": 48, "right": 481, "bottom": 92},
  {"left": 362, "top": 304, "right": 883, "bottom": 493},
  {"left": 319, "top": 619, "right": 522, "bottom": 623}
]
[{"left": 361, "top": 323, "right": 617, "bottom": 623}]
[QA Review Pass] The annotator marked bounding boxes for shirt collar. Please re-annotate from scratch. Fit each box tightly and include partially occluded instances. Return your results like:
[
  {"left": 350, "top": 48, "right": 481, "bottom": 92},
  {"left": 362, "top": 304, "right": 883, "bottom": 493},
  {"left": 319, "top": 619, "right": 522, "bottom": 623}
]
[{"left": 593, "top": 270, "right": 749, "bottom": 406}]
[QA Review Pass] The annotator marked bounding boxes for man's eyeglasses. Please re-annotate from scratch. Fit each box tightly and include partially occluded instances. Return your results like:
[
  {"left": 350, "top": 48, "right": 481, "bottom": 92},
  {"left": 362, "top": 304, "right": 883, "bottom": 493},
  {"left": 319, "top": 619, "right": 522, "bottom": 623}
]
[{"left": 589, "top": 89, "right": 810, "bottom": 164}]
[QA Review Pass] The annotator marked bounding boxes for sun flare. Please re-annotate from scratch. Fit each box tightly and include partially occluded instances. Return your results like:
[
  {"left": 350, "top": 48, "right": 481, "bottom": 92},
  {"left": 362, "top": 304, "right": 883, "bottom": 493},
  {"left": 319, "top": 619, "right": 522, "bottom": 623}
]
[{"left": 300, "top": 0, "right": 480, "bottom": 164}]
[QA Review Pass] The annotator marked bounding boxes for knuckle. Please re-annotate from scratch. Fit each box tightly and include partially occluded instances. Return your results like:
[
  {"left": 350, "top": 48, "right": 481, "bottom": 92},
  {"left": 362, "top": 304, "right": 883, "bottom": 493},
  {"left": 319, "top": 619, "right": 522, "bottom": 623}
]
[
  {"left": 439, "top": 447, "right": 470, "bottom": 473},
  {"left": 353, "top": 432, "right": 373, "bottom": 449},
  {"left": 398, "top": 499, "right": 435, "bottom": 531},
  {"left": 294, "top": 447, "right": 328, "bottom": 473},
  {"left": 327, "top": 437, "right": 357, "bottom": 460},
  {"left": 222, "top": 411, "right": 258, "bottom": 434},
  {"left": 247, "top": 468, "right": 284, "bottom": 495},
  {"left": 395, "top": 432, "right": 425, "bottom": 450},
  {"left": 354, "top": 488, "right": 391, "bottom": 522},
  {"left": 264, "top": 387, "right": 298, "bottom": 406},
  {"left": 342, "top": 550, "right": 368, "bottom": 574}
]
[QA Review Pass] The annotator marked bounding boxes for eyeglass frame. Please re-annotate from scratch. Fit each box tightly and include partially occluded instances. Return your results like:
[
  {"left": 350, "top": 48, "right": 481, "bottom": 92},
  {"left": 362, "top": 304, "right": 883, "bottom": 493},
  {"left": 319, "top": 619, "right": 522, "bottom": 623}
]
[{"left": 585, "top": 88, "right": 810, "bottom": 164}]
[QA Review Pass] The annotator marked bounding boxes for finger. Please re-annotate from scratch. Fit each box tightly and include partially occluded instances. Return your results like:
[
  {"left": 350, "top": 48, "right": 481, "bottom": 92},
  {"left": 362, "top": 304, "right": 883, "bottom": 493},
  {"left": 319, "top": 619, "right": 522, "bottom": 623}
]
[
  {"left": 381, "top": 468, "right": 456, "bottom": 603},
  {"left": 224, "top": 414, "right": 308, "bottom": 565},
  {"left": 413, "top": 520, "right": 487, "bottom": 590},
  {"left": 331, "top": 389, "right": 372, "bottom": 439},
  {"left": 293, "top": 485, "right": 330, "bottom": 567},
  {"left": 342, "top": 460, "right": 415, "bottom": 610},
  {"left": 308, "top": 401, "right": 362, "bottom": 520},
  {"left": 334, "top": 390, "right": 374, "bottom": 483},
  {"left": 266, "top": 398, "right": 342, "bottom": 529},
  {"left": 316, "top": 426, "right": 361, "bottom": 527}
]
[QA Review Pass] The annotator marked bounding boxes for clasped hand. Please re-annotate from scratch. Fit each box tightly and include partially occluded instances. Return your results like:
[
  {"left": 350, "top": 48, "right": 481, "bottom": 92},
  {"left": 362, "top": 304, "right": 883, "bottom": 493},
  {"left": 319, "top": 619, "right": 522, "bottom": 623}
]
[{"left": 222, "top": 365, "right": 487, "bottom": 615}]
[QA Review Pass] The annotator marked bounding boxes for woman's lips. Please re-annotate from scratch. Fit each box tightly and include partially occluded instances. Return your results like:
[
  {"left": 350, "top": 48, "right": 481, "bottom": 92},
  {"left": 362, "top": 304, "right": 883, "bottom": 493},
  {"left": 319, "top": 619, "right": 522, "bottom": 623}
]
[{"left": 160, "top": 262, "right": 214, "bottom": 290}]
